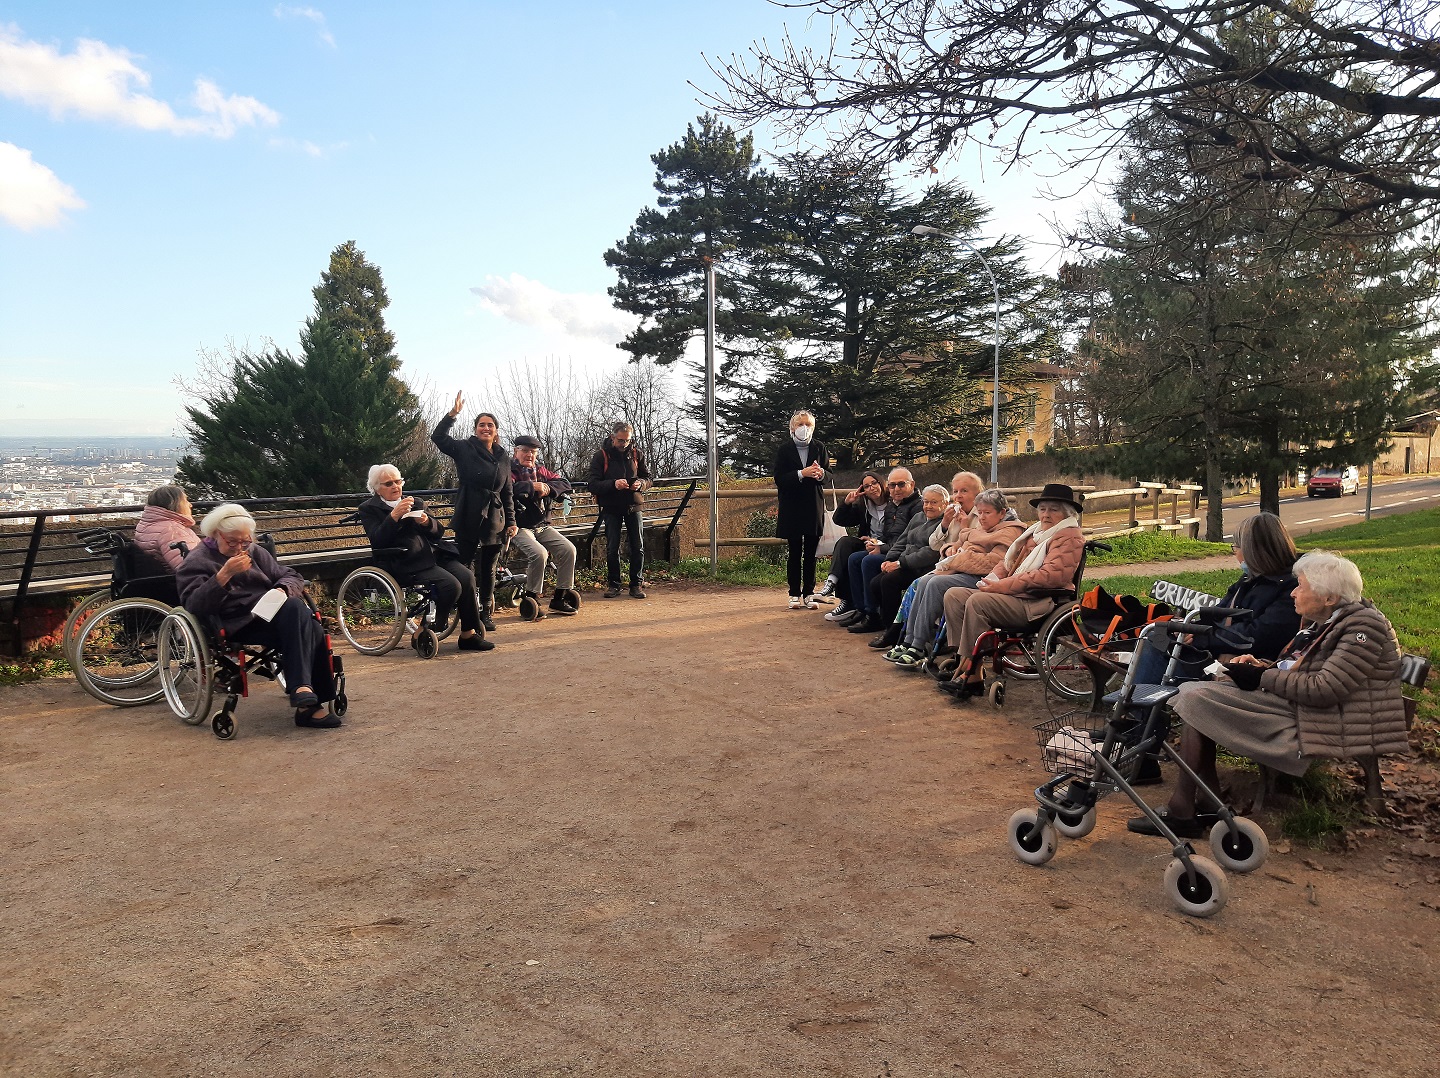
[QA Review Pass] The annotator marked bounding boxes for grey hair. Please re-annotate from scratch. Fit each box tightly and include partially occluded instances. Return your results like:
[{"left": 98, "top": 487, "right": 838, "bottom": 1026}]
[
  {"left": 887, "top": 467, "right": 914, "bottom": 484},
  {"left": 974, "top": 488, "right": 1009, "bottom": 513},
  {"left": 921, "top": 484, "right": 949, "bottom": 500},
  {"left": 146, "top": 484, "right": 188, "bottom": 512},
  {"left": 611, "top": 420, "right": 634, "bottom": 435},
  {"left": 1294, "top": 551, "right": 1364, "bottom": 605},
  {"left": 789, "top": 410, "right": 816, "bottom": 429},
  {"left": 366, "top": 464, "right": 401, "bottom": 495},
  {"left": 951, "top": 471, "right": 984, "bottom": 492},
  {"left": 1037, "top": 500, "right": 1080, "bottom": 519},
  {"left": 199, "top": 503, "right": 256, "bottom": 538}
]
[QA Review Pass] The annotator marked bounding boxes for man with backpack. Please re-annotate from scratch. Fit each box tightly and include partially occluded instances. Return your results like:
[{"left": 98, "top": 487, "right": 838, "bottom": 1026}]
[{"left": 588, "top": 421, "right": 652, "bottom": 599}]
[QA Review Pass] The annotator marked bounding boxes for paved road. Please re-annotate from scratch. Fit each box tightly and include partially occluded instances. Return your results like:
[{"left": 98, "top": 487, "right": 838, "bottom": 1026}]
[{"left": 1219, "top": 473, "right": 1440, "bottom": 540}]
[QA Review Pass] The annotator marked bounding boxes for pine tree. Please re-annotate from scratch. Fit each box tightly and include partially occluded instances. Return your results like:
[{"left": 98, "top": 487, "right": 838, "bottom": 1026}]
[{"left": 312, "top": 240, "right": 399, "bottom": 376}]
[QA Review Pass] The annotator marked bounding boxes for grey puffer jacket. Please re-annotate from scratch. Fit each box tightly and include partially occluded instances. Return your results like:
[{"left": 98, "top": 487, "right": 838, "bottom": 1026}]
[
  {"left": 1259, "top": 600, "right": 1410, "bottom": 759},
  {"left": 883, "top": 510, "right": 944, "bottom": 574}
]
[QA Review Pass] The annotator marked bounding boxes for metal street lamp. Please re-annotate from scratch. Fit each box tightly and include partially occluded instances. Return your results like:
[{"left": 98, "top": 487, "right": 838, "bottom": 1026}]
[
  {"left": 911, "top": 224, "right": 1002, "bottom": 486},
  {"left": 702, "top": 257, "right": 719, "bottom": 575}
]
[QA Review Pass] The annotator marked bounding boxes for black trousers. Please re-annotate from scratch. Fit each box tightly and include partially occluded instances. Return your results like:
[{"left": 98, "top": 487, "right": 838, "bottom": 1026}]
[
  {"left": 456, "top": 538, "right": 503, "bottom": 608},
  {"left": 785, "top": 534, "right": 820, "bottom": 597},
  {"left": 867, "top": 565, "right": 921, "bottom": 624},
  {"left": 406, "top": 554, "right": 480, "bottom": 632},
  {"left": 829, "top": 535, "right": 867, "bottom": 602},
  {"left": 230, "top": 595, "right": 332, "bottom": 699},
  {"left": 601, "top": 508, "right": 644, "bottom": 586}
]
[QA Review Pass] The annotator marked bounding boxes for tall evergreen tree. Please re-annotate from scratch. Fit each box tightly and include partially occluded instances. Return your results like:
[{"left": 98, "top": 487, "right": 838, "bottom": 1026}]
[{"left": 177, "top": 244, "right": 440, "bottom": 496}]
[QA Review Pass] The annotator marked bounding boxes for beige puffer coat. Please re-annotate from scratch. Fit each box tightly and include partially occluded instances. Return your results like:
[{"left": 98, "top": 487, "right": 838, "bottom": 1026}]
[
  {"left": 937, "top": 517, "right": 1027, "bottom": 577},
  {"left": 1259, "top": 600, "right": 1410, "bottom": 759}
]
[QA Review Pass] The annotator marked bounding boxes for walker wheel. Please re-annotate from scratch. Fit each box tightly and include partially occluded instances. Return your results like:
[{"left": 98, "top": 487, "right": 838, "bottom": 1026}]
[
  {"left": 332, "top": 692, "right": 348, "bottom": 717},
  {"left": 1209, "top": 817, "right": 1269, "bottom": 874},
  {"left": 1163, "top": 855, "right": 1229, "bottom": 918},
  {"left": 212, "top": 711, "right": 236, "bottom": 740},
  {"left": 519, "top": 594, "right": 540, "bottom": 621},
  {"left": 1007, "top": 808, "right": 1058, "bottom": 866},
  {"left": 415, "top": 627, "right": 439, "bottom": 659},
  {"left": 1055, "top": 806, "right": 1097, "bottom": 840},
  {"left": 987, "top": 680, "right": 1006, "bottom": 708}
]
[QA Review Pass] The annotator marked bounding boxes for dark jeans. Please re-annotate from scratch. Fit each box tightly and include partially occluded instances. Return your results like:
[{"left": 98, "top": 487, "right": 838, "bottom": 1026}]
[
  {"left": 456, "top": 538, "right": 504, "bottom": 608},
  {"left": 601, "top": 509, "right": 644, "bottom": 586},
  {"left": 786, "top": 534, "right": 820, "bottom": 597},
  {"left": 846, "top": 550, "right": 887, "bottom": 614},
  {"left": 230, "top": 595, "right": 333, "bottom": 700},
  {"left": 867, "top": 565, "right": 921, "bottom": 624},
  {"left": 829, "top": 535, "right": 866, "bottom": 601},
  {"left": 405, "top": 554, "right": 480, "bottom": 632}
]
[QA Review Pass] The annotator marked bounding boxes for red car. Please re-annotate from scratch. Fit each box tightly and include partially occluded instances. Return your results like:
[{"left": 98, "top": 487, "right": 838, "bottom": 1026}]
[{"left": 1307, "top": 466, "right": 1360, "bottom": 497}]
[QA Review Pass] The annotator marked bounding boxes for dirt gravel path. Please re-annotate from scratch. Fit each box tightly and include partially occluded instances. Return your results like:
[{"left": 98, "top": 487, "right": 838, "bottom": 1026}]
[{"left": 3, "top": 586, "right": 1437, "bottom": 1076}]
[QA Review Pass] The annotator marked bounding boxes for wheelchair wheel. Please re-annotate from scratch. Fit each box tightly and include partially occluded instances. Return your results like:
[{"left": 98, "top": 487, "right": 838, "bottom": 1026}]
[
  {"left": 996, "top": 639, "right": 1041, "bottom": 681},
  {"left": 986, "top": 679, "right": 1006, "bottom": 708},
  {"left": 1007, "top": 808, "right": 1058, "bottom": 866},
  {"left": 1163, "top": 856, "right": 1229, "bottom": 918},
  {"left": 519, "top": 593, "right": 540, "bottom": 621},
  {"left": 413, "top": 626, "right": 439, "bottom": 659},
  {"left": 336, "top": 567, "right": 405, "bottom": 655},
  {"left": 211, "top": 708, "right": 236, "bottom": 740},
  {"left": 1038, "top": 605, "right": 1107, "bottom": 705},
  {"left": 72, "top": 598, "right": 169, "bottom": 707},
  {"left": 157, "top": 608, "right": 214, "bottom": 725},
  {"left": 62, "top": 589, "right": 110, "bottom": 667}
]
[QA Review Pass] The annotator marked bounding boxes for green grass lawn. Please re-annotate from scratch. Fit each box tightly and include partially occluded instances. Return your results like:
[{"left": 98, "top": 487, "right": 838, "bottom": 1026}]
[{"left": 1084, "top": 530, "right": 1232, "bottom": 565}]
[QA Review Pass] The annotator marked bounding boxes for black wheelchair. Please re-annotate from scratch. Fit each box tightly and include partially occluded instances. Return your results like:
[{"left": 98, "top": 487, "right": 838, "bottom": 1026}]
[
  {"left": 333, "top": 512, "right": 461, "bottom": 659},
  {"left": 66, "top": 528, "right": 182, "bottom": 707}
]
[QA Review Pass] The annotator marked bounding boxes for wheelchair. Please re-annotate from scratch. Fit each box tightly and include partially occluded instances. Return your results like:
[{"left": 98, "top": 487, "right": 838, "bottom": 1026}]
[
  {"left": 926, "top": 539, "right": 1111, "bottom": 708},
  {"left": 66, "top": 528, "right": 182, "bottom": 708},
  {"left": 493, "top": 537, "right": 581, "bottom": 621},
  {"left": 156, "top": 598, "right": 347, "bottom": 740},
  {"left": 333, "top": 513, "right": 462, "bottom": 659}
]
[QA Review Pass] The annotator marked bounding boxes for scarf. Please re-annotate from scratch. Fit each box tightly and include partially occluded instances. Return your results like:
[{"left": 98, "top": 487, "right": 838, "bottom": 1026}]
[{"left": 1004, "top": 514, "right": 1082, "bottom": 578}]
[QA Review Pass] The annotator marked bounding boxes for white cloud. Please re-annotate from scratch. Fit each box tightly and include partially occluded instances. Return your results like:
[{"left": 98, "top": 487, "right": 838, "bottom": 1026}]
[
  {"left": 0, "top": 142, "right": 84, "bottom": 229},
  {"left": 0, "top": 25, "right": 279, "bottom": 137},
  {"left": 470, "top": 274, "right": 638, "bottom": 344},
  {"left": 268, "top": 135, "right": 348, "bottom": 158},
  {"left": 273, "top": 5, "right": 337, "bottom": 49}
]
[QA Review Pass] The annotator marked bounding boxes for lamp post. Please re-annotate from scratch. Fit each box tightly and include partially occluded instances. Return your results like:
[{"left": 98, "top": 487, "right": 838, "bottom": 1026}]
[
  {"left": 911, "top": 225, "right": 1002, "bottom": 486},
  {"left": 702, "top": 257, "right": 719, "bottom": 575}
]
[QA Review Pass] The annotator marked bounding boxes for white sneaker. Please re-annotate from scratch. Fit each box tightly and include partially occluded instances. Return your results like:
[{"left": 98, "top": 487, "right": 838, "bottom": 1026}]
[
  {"left": 788, "top": 595, "right": 804, "bottom": 610},
  {"left": 823, "top": 600, "right": 853, "bottom": 622},
  {"left": 801, "top": 595, "right": 819, "bottom": 609}
]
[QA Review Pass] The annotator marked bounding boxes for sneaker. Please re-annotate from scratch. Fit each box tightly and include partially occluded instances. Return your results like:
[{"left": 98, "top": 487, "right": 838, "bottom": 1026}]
[
  {"left": 883, "top": 644, "right": 909, "bottom": 662},
  {"left": 893, "top": 648, "right": 924, "bottom": 669},
  {"left": 823, "top": 600, "right": 853, "bottom": 622},
  {"left": 629, "top": 585, "right": 646, "bottom": 599},
  {"left": 817, "top": 577, "right": 838, "bottom": 599},
  {"left": 835, "top": 609, "right": 865, "bottom": 628},
  {"left": 604, "top": 585, "right": 623, "bottom": 599},
  {"left": 788, "top": 595, "right": 804, "bottom": 610},
  {"left": 548, "top": 594, "right": 577, "bottom": 617},
  {"left": 801, "top": 594, "right": 820, "bottom": 609}
]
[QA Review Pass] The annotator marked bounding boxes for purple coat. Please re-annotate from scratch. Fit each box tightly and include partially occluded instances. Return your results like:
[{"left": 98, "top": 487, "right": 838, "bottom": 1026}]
[{"left": 176, "top": 538, "right": 307, "bottom": 634}]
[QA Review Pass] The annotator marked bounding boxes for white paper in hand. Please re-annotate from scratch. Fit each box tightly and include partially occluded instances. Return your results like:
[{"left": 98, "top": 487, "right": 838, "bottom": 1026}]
[
  {"left": 251, "top": 588, "right": 287, "bottom": 622},
  {"left": 402, "top": 510, "right": 426, "bottom": 520}
]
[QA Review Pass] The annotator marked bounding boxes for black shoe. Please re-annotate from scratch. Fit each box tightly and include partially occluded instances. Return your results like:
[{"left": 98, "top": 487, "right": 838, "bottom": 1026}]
[
  {"left": 629, "top": 585, "right": 646, "bottom": 599},
  {"left": 868, "top": 623, "right": 903, "bottom": 650},
  {"left": 846, "top": 616, "right": 877, "bottom": 634},
  {"left": 480, "top": 607, "right": 497, "bottom": 632},
  {"left": 549, "top": 594, "right": 577, "bottom": 616},
  {"left": 1132, "top": 755, "right": 1164, "bottom": 786},
  {"left": 939, "top": 678, "right": 983, "bottom": 698},
  {"left": 289, "top": 689, "right": 319, "bottom": 709},
  {"left": 458, "top": 634, "right": 495, "bottom": 652},
  {"left": 1126, "top": 809, "right": 1220, "bottom": 838},
  {"left": 604, "top": 585, "right": 623, "bottom": 599},
  {"left": 295, "top": 707, "right": 342, "bottom": 729},
  {"left": 833, "top": 608, "right": 862, "bottom": 627}
]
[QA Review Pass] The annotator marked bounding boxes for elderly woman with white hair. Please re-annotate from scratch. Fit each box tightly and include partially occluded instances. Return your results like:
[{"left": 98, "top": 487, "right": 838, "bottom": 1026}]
[
  {"left": 357, "top": 465, "right": 490, "bottom": 652},
  {"left": 773, "top": 409, "right": 829, "bottom": 609},
  {"left": 1130, "top": 551, "right": 1410, "bottom": 837},
  {"left": 175, "top": 504, "right": 341, "bottom": 728}
]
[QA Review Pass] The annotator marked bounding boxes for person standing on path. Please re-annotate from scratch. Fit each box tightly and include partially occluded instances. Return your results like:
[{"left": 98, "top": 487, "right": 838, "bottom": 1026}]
[
  {"left": 432, "top": 392, "right": 517, "bottom": 632},
  {"left": 772, "top": 410, "right": 829, "bottom": 609},
  {"left": 589, "top": 421, "right": 652, "bottom": 599}
]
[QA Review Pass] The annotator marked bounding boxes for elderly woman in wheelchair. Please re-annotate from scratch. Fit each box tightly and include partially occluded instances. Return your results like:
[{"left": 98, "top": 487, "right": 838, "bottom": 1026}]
[
  {"left": 347, "top": 464, "right": 491, "bottom": 657},
  {"left": 173, "top": 503, "right": 342, "bottom": 730}
]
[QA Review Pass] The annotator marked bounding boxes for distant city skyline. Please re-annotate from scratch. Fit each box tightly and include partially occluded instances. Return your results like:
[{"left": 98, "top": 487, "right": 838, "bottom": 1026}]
[{"left": 1, "top": 4, "right": 1094, "bottom": 439}]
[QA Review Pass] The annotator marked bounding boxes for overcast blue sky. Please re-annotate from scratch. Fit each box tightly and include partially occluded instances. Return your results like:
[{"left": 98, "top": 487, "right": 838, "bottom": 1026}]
[{"left": 0, "top": 2, "right": 1088, "bottom": 437}]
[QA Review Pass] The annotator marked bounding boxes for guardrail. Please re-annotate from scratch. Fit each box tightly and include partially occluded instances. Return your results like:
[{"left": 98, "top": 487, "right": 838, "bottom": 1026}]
[{"left": 0, "top": 477, "right": 702, "bottom": 654}]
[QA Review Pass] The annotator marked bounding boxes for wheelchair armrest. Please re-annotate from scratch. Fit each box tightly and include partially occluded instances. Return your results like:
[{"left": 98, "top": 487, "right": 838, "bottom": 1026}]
[
  {"left": 1029, "top": 588, "right": 1077, "bottom": 602},
  {"left": 77, "top": 527, "right": 125, "bottom": 555},
  {"left": 1083, "top": 540, "right": 1112, "bottom": 553},
  {"left": 1186, "top": 606, "right": 1253, "bottom": 625},
  {"left": 338, "top": 511, "right": 364, "bottom": 526}
]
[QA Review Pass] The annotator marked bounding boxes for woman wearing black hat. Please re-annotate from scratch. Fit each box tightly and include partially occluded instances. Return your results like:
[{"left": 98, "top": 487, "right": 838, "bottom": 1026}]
[{"left": 939, "top": 483, "right": 1086, "bottom": 699}]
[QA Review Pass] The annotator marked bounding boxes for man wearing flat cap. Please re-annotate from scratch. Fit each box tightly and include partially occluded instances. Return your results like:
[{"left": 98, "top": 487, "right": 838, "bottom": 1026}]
[{"left": 511, "top": 435, "right": 580, "bottom": 617}]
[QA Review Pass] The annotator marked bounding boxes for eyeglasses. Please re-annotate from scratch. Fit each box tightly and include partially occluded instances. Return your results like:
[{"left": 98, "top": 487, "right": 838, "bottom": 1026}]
[
  {"left": 379, "top": 479, "right": 404, "bottom": 487},
  {"left": 223, "top": 537, "right": 253, "bottom": 549},
  {"left": 886, "top": 481, "right": 909, "bottom": 488}
]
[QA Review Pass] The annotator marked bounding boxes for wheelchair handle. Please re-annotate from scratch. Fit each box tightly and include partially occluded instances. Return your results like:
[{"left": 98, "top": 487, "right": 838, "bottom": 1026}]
[
  {"left": 1083, "top": 540, "right": 1112, "bottom": 553},
  {"left": 1185, "top": 606, "right": 1254, "bottom": 625},
  {"left": 77, "top": 527, "right": 126, "bottom": 555}
]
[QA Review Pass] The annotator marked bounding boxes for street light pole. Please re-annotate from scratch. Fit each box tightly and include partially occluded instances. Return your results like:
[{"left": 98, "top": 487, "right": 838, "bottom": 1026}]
[
  {"left": 703, "top": 258, "right": 719, "bottom": 575},
  {"left": 911, "top": 225, "right": 1002, "bottom": 486}
]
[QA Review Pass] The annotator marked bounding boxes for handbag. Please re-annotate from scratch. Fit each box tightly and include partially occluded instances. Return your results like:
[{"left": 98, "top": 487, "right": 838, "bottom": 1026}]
[{"left": 817, "top": 479, "right": 846, "bottom": 557}]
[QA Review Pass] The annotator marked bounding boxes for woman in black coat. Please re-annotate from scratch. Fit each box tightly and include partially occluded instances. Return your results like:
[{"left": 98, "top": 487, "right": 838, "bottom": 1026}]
[
  {"left": 772, "top": 410, "right": 828, "bottom": 608},
  {"left": 357, "top": 464, "right": 491, "bottom": 652},
  {"left": 432, "top": 392, "right": 517, "bottom": 631}
]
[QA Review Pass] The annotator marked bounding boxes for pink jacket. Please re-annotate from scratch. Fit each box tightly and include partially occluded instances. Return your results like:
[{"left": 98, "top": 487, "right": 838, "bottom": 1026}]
[
  {"left": 982, "top": 526, "right": 1086, "bottom": 597},
  {"left": 133, "top": 505, "right": 202, "bottom": 572}
]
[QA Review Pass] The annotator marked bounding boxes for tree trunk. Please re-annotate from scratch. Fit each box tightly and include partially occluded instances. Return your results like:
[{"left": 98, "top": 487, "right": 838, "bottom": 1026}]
[{"left": 1257, "top": 463, "right": 1282, "bottom": 516}]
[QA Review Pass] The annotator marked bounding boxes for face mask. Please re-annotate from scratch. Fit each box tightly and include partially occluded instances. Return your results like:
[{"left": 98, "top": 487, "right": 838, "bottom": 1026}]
[{"left": 793, "top": 424, "right": 813, "bottom": 444}]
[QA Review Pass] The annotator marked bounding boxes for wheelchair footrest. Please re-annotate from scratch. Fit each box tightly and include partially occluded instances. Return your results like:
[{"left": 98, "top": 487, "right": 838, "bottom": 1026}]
[{"left": 1102, "top": 684, "right": 1180, "bottom": 708}]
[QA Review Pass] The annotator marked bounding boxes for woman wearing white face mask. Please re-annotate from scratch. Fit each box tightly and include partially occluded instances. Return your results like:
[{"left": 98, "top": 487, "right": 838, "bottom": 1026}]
[{"left": 773, "top": 410, "right": 829, "bottom": 609}]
